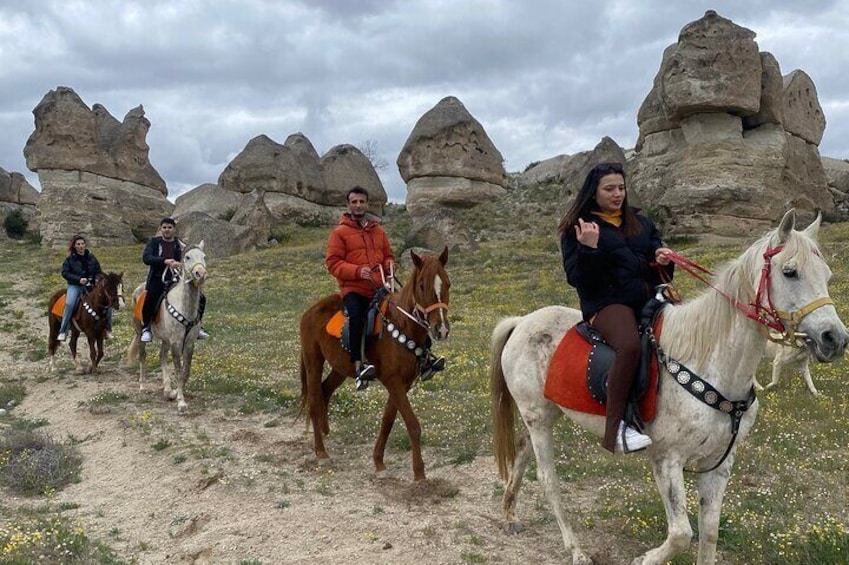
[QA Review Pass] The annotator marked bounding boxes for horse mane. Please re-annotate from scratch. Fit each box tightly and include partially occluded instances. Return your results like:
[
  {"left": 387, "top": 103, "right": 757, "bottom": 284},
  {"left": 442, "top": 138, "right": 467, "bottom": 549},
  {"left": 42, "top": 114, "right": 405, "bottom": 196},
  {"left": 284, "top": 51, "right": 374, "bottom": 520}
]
[{"left": 662, "top": 226, "right": 819, "bottom": 368}]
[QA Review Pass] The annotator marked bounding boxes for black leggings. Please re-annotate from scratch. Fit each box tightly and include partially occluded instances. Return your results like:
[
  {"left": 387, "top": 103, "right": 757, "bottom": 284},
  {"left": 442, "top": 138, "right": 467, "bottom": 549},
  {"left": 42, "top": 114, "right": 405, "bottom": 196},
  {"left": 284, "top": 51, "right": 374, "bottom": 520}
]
[
  {"left": 344, "top": 292, "right": 370, "bottom": 364},
  {"left": 591, "top": 304, "right": 641, "bottom": 452}
]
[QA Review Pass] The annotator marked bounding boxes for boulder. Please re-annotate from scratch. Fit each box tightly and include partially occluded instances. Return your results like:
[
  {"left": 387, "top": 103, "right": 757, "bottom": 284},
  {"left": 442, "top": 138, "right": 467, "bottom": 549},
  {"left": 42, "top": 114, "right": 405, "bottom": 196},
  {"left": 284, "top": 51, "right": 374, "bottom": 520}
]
[
  {"left": 173, "top": 183, "right": 244, "bottom": 220},
  {"left": 397, "top": 96, "right": 505, "bottom": 185},
  {"left": 320, "top": 144, "right": 387, "bottom": 210},
  {"left": 218, "top": 134, "right": 327, "bottom": 202},
  {"left": 0, "top": 168, "right": 39, "bottom": 205},
  {"left": 781, "top": 70, "right": 826, "bottom": 145},
  {"left": 405, "top": 176, "right": 506, "bottom": 217},
  {"left": 231, "top": 189, "right": 274, "bottom": 245},
  {"left": 822, "top": 156, "right": 849, "bottom": 194},
  {"left": 175, "top": 211, "right": 259, "bottom": 259}
]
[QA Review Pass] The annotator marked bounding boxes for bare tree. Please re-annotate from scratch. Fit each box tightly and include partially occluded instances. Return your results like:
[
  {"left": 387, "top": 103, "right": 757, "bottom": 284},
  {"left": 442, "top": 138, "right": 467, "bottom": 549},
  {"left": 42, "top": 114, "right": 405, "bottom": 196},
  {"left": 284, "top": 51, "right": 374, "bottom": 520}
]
[{"left": 358, "top": 139, "right": 389, "bottom": 171}]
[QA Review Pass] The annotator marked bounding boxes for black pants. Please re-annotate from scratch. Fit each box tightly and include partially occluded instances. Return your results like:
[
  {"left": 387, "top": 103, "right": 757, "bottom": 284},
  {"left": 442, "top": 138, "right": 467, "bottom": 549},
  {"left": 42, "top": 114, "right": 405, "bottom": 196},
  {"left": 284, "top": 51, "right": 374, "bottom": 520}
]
[
  {"left": 591, "top": 304, "right": 641, "bottom": 453},
  {"left": 142, "top": 279, "right": 206, "bottom": 328},
  {"left": 344, "top": 292, "right": 370, "bottom": 364}
]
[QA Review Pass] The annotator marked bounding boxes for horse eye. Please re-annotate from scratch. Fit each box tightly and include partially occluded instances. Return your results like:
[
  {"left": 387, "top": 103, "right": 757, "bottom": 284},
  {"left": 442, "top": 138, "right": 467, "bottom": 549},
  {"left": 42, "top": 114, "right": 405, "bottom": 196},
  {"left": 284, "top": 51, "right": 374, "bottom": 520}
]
[{"left": 782, "top": 266, "right": 798, "bottom": 278}]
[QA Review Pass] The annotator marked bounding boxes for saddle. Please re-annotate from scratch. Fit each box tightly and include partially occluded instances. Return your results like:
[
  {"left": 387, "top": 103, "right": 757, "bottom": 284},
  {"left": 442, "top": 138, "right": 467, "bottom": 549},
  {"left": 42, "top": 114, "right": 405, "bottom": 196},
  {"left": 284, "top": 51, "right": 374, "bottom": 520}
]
[
  {"left": 50, "top": 285, "right": 94, "bottom": 318},
  {"left": 132, "top": 290, "right": 167, "bottom": 323},
  {"left": 544, "top": 297, "right": 666, "bottom": 423},
  {"left": 325, "top": 290, "right": 390, "bottom": 353}
]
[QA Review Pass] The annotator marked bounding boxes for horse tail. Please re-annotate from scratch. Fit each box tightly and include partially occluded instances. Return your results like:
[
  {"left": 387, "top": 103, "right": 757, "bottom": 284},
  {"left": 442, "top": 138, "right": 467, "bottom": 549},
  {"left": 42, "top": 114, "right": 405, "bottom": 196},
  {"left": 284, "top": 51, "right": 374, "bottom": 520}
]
[
  {"left": 125, "top": 334, "right": 139, "bottom": 366},
  {"left": 491, "top": 316, "right": 521, "bottom": 481}
]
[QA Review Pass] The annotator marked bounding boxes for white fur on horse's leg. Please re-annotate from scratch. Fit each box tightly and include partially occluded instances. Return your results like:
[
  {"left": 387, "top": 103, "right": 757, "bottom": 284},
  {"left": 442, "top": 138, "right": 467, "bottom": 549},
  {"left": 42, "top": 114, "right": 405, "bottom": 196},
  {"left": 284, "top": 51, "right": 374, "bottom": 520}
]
[
  {"left": 48, "top": 355, "right": 54, "bottom": 373},
  {"left": 764, "top": 357, "right": 783, "bottom": 390},
  {"left": 695, "top": 464, "right": 733, "bottom": 565},
  {"left": 525, "top": 422, "right": 592, "bottom": 565},
  {"left": 502, "top": 429, "right": 533, "bottom": 535},
  {"left": 634, "top": 458, "right": 693, "bottom": 565}
]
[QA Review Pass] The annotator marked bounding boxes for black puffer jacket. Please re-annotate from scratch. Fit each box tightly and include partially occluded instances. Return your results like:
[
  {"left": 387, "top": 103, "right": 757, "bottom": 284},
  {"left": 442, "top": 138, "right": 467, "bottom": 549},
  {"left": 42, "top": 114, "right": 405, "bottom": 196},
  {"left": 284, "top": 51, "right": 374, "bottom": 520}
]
[
  {"left": 61, "top": 251, "right": 102, "bottom": 286},
  {"left": 561, "top": 209, "right": 673, "bottom": 320}
]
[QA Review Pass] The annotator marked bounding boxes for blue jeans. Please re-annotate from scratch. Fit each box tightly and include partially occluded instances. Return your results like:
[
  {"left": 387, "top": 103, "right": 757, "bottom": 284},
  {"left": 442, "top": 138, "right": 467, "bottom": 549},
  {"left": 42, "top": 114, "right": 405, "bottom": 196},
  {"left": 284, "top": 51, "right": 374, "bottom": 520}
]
[
  {"left": 59, "top": 284, "right": 84, "bottom": 334},
  {"left": 58, "top": 286, "right": 114, "bottom": 334}
]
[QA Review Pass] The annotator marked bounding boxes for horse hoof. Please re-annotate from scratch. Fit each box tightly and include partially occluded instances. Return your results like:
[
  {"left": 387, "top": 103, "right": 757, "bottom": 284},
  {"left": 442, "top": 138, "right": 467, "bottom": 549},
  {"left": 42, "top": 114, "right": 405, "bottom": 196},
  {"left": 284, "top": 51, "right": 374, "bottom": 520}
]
[
  {"left": 167, "top": 390, "right": 178, "bottom": 401},
  {"left": 177, "top": 403, "right": 188, "bottom": 414},
  {"left": 315, "top": 451, "right": 330, "bottom": 460},
  {"left": 504, "top": 522, "right": 524, "bottom": 535}
]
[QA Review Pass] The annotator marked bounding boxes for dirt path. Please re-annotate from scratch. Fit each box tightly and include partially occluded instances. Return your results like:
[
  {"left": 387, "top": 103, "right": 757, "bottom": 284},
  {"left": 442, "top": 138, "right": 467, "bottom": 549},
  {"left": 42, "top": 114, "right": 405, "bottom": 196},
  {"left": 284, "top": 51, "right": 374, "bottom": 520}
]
[{"left": 2, "top": 283, "right": 632, "bottom": 564}]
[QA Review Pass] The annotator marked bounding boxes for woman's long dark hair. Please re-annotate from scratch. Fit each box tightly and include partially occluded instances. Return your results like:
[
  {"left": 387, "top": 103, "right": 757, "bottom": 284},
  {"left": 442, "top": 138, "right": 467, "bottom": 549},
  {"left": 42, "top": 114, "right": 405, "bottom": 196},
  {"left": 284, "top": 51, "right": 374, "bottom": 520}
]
[
  {"left": 67, "top": 234, "right": 87, "bottom": 253},
  {"left": 556, "top": 162, "right": 642, "bottom": 238}
]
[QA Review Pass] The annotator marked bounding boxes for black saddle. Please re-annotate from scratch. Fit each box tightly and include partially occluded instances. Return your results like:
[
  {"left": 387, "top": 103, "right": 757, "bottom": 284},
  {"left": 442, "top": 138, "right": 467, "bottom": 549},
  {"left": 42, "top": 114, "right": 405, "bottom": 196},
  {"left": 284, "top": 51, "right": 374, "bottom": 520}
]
[
  {"left": 340, "top": 288, "right": 388, "bottom": 354},
  {"left": 581, "top": 296, "right": 667, "bottom": 409}
]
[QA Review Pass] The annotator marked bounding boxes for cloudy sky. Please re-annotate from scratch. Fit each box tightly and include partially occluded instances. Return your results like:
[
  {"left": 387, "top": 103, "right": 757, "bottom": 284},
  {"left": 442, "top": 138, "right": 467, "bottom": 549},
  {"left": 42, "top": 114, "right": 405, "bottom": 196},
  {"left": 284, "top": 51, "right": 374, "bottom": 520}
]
[{"left": 2, "top": 0, "right": 848, "bottom": 203}]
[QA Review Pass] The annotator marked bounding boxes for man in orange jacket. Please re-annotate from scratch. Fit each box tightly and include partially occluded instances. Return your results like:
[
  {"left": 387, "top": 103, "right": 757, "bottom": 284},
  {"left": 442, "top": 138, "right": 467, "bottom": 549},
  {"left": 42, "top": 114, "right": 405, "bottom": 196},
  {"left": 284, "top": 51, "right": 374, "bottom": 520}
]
[{"left": 326, "top": 186, "right": 395, "bottom": 391}]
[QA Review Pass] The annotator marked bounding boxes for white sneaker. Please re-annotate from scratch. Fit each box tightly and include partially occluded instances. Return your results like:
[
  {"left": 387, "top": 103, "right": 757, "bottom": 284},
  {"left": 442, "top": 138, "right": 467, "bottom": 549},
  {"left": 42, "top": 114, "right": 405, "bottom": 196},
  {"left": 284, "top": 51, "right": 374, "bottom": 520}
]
[
  {"left": 614, "top": 421, "right": 652, "bottom": 454},
  {"left": 57, "top": 332, "right": 67, "bottom": 342},
  {"left": 140, "top": 328, "right": 152, "bottom": 343},
  {"left": 197, "top": 328, "right": 209, "bottom": 340},
  {"left": 105, "top": 330, "right": 113, "bottom": 340}
]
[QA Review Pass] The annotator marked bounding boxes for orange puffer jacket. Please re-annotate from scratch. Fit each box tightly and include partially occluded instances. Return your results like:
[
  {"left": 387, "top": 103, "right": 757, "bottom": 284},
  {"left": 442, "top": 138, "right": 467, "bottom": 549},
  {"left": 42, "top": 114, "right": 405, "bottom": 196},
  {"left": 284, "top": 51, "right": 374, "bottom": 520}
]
[{"left": 326, "top": 213, "right": 395, "bottom": 298}]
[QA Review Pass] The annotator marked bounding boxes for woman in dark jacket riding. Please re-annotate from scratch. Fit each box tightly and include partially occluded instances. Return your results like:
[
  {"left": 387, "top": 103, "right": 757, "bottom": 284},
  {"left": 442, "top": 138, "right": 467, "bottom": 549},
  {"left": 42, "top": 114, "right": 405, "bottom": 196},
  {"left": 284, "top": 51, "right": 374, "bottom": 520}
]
[
  {"left": 57, "top": 234, "right": 110, "bottom": 341},
  {"left": 558, "top": 162, "right": 674, "bottom": 454}
]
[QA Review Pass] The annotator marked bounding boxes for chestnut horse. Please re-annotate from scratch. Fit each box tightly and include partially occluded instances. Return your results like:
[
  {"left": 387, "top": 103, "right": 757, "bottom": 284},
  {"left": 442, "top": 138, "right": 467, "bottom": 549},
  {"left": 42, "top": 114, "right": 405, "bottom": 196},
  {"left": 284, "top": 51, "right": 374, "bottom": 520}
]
[
  {"left": 299, "top": 247, "right": 450, "bottom": 481},
  {"left": 47, "top": 272, "right": 125, "bottom": 373}
]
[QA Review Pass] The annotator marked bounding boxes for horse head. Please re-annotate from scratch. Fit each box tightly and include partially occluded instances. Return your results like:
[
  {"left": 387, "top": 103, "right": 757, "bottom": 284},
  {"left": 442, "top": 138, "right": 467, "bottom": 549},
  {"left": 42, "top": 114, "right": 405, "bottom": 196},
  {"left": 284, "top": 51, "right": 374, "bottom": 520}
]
[
  {"left": 409, "top": 246, "right": 451, "bottom": 341},
  {"left": 182, "top": 241, "right": 208, "bottom": 288},
  {"left": 764, "top": 209, "right": 848, "bottom": 361},
  {"left": 103, "top": 271, "right": 125, "bottom": 310}
]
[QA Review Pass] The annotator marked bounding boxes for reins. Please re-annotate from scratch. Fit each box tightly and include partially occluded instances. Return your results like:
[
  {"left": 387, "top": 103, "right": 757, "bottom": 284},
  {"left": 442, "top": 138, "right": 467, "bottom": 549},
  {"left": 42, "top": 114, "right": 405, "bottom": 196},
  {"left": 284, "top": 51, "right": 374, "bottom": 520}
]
[{"left": 663, "top": 249, "right": 833, "bottom": 345}]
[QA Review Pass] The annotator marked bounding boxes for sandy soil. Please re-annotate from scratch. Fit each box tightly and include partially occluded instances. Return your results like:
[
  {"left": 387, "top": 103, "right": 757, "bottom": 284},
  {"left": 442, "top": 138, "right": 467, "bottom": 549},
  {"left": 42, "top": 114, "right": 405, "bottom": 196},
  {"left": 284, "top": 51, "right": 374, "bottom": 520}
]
[{"left": 2, "top": 280, "right": 639, "bottom": 565}]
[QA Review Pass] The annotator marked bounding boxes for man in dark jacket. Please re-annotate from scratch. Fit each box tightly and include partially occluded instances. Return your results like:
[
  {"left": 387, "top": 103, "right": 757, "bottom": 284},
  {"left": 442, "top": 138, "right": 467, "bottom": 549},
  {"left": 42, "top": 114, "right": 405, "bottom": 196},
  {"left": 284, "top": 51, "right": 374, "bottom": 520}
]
[{"left": 141, "top": 217, "right": 208, "bottom": 342}]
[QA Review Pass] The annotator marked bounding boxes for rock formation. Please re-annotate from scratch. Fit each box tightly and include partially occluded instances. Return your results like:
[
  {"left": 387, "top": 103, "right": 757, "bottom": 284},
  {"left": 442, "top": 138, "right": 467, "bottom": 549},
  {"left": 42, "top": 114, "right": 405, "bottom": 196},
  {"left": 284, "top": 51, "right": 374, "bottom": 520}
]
[
  {"left": 397, "top": 96, "right": 507, "bottom": 251},
  {"left": 630, "top": 11, "right": 833, "bottom": 242},
  {"left": 24, "top": 86, "right": 172, "bottom": 248},
  {"left": 0, "top": 167, "right": 39, "bottom": 239},
  {"left": 215, "top": 133, "right": 386, "bottom": 228}
]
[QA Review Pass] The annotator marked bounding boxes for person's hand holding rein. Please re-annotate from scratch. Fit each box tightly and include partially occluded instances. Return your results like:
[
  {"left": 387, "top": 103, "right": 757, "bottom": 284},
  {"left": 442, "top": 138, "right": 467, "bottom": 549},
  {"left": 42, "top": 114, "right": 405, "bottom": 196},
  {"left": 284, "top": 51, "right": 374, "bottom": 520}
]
[
  {"left": 655, "top": 247, "right": 672, "bottom": 266},
  {"left": 575, "top": 218, "right": 600, "bottom": 249},
  {"left": 359, "top": 266, "right": 373, "bottom": 280},
  {"left": 165, "top": 259, "right": 182, "bottom": 269}
]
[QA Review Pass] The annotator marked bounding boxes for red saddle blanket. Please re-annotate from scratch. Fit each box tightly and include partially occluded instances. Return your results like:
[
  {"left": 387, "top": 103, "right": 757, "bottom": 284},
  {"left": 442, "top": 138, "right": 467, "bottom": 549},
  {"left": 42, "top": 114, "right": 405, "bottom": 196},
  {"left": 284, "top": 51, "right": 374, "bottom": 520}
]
[{"left": 544, "top": 318, "right": 664, "bottom": 422}]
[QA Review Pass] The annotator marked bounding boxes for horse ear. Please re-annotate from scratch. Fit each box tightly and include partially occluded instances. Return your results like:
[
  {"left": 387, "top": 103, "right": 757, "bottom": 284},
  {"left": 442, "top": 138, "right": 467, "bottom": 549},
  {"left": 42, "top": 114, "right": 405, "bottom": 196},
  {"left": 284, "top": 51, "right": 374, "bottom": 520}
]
[
  {"left": 439, "top": 245, "right": 449, "bottom": 266},
  {"left": 198, "top": 240, "right": 205, "bottom": 250},
  {"left": 777, "top": 208, "right": 796, "bottom": 244},
  {"left": 802, "top": 211, "right": 822, "bottom": 241},
  {"left": 411, "top": 250, "right": 423, "bottom": 269}
]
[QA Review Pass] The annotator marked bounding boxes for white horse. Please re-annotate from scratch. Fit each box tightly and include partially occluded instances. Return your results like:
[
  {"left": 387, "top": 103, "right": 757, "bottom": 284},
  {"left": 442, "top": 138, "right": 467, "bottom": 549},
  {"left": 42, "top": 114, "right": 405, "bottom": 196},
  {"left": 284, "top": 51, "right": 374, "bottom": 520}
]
[
  {"left": 490, "top": 210, "right": 847, "bottom": 565},
  {"left": 126, "top": 242, "right": 207, "bottom": 413}
]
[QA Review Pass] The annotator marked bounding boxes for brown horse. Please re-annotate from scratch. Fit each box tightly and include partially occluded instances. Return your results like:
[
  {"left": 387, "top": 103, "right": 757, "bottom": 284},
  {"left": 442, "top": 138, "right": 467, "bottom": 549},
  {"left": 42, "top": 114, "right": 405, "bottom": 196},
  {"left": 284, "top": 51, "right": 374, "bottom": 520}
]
[
  {"left": 48, "top": 271, "right": 124, "bottom": 373},
  {"left": 299, "top": 247, "right": 450, "bottom": 481}
]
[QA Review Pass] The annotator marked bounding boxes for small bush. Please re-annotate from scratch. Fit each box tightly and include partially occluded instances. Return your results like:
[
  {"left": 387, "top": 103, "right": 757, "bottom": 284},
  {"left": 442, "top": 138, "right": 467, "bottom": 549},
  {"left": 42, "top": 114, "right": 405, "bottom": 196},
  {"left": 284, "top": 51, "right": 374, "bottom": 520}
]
[
  {"left": 0, "top": 512, "right": 126, "bottom": 564},
  {"left": 3, "top": 210, "right": 27, "bottom": 239},
  {"left": 0, "top": 429, "right": 83, "bottom": 495}
]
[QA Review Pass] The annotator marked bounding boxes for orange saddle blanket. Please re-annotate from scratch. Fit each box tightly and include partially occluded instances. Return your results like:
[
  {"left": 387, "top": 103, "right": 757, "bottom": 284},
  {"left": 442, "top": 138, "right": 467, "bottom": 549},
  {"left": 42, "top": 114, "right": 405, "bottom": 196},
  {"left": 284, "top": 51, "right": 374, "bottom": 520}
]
[
  {"left": 325, "top": 298, "right": 390, "bottom": 338},
  {"left": 50, "top": 294, "right": 67, "bottom": 317},
  {"left": 134, "top": 291, "right": 147, "bottom": 322},
  {"left": 544, "top": 318, "right": 664, "bottom": 422}
]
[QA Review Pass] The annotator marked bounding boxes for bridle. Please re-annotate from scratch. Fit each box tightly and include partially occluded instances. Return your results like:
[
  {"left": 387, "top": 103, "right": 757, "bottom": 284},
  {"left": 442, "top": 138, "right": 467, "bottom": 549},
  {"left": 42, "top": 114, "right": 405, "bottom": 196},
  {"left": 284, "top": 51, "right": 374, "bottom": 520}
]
[{"left": 665, "top": 247, "right": 834, "bottom": 346}]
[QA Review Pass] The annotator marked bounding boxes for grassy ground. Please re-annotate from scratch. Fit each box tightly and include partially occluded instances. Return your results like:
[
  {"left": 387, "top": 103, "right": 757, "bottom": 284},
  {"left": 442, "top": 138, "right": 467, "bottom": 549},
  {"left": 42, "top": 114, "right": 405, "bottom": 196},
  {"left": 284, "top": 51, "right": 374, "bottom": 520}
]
[{"left": 1, "top": 213, "right": 848, "bottom": 563}]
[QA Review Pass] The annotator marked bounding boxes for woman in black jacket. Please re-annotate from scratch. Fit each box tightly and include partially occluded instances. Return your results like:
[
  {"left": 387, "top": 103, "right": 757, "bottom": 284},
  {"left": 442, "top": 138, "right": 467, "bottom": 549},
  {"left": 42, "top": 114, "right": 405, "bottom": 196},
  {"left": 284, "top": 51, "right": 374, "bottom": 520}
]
[
  {"left": 558, "top": 163, "right": 673, "bottom": 454},
  {"left": 57, "top": 234, "right": 110, "bottom": 341}
]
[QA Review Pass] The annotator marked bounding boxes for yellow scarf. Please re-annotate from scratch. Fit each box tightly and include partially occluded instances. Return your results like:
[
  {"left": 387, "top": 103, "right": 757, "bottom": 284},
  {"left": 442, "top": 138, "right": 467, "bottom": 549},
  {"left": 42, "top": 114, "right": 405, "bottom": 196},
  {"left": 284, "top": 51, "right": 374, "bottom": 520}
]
[{"left": 591, "top": 209, "right": 622, "bottom": 227}]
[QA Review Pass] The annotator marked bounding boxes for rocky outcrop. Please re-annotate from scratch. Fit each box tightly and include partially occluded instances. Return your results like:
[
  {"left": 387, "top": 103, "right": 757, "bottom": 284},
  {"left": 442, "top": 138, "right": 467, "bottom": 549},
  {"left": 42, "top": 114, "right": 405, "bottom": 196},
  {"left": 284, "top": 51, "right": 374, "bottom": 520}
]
[
  {"left": 397, "top": 96, "right": 507, "bottom": 251},
  {"left": 630, "top": 11, "right": 834, "bottom": 242},
  {"left": 174, "top": 211, "right": 259, "bottom": 259},
  {"left": 0, "top": 167, "right": 39, "bottom": 238},
  {"left": 173, "top": 183, "right": 244, "bottom": 219},
  {"left": 24, "top": 86, "right": 172, "bottom": 248},
  {"left": 216, "top": 133, "right": 385, "bottom": 230}
]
